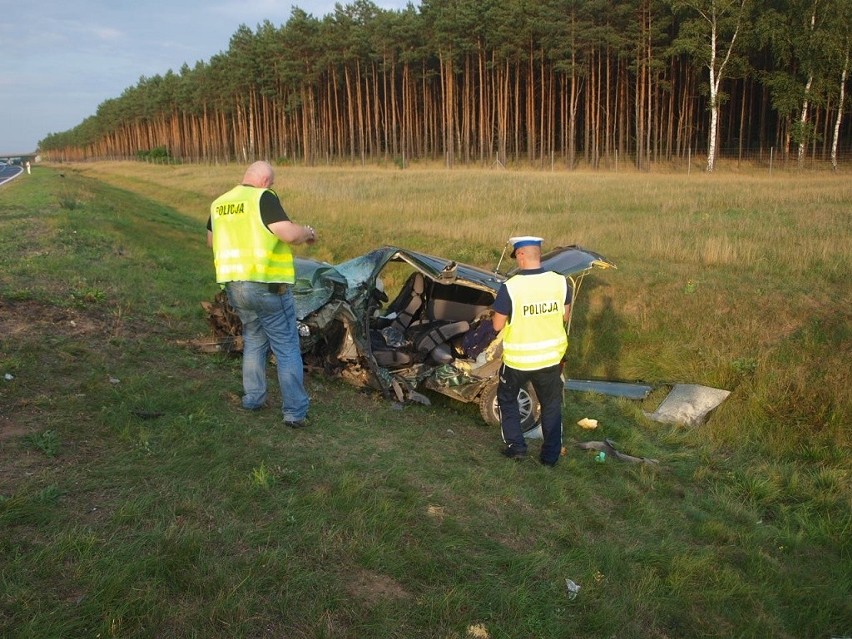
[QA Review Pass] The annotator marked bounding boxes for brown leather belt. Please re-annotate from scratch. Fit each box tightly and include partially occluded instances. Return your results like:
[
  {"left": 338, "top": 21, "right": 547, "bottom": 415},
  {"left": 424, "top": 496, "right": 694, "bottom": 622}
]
[{"left": 267, "top": 283, "right": 289, "bottom": 294}]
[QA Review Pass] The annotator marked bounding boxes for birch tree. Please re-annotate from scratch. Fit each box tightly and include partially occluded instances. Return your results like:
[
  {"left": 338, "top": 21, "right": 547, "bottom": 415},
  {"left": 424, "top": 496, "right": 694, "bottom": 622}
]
[
  {"left": 828, "top": 0, "right": 852, "bottom": 170},
  {"left": 796, "top": 0, "right": 818, "bottom": 166},
  {"left": 830, "top": 49, "right": 849, "bottom": 170},
  {"left": 766, "top": 0, "right": 829, "bottom": 166},
  {"left": 669, "top": 0, "right": 749, "bottom": 171}
]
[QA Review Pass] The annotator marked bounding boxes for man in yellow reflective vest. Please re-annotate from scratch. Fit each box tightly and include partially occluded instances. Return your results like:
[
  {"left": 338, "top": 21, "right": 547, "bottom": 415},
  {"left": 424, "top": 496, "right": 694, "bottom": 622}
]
[
  {"left": 491, "top": 236, "right": 571, "bottom": 466},
  {"left": 207, "top": 161, "right": 317, "bottom": 427}
]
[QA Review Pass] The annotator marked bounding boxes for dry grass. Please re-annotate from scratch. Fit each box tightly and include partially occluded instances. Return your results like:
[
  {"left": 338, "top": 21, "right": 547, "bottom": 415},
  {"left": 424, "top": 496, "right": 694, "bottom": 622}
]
[
  {"left": 72, "top": 162, "right": 849, "bottom": 274},
  {"left": 66, "top": 161, "right": 850, "bottom": 452}
]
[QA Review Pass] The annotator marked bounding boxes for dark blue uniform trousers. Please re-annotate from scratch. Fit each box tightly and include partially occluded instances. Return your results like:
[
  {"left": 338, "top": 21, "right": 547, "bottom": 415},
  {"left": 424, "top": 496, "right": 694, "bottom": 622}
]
[{"left": 497, "top": 363, "right": 564, "bottom": 465}]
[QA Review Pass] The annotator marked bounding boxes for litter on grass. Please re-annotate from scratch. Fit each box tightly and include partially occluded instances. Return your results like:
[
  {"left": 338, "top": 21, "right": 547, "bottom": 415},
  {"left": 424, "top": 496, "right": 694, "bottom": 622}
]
[
  {"left": 576, "top": 438, "right": 659, "bottom": 465},
  {"left": 466, "top": 623, "right": 490, "bottom": 639},
  {"left": 565, "top": 579, "right": 581, "bottom": 600},
  {"left": 566, "top": 378, "right": 730, "bottom": 428},
  {"left": 643, "top": 383, "right": 730, "bottom": 427},
  {"left": 522, "top": 415, "right": 598, "bottom": 438}
]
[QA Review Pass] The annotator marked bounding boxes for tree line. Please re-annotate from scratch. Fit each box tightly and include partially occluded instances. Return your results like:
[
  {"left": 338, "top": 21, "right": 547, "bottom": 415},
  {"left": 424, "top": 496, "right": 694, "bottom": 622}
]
[{"left": 39, "top": 0, "right": 852, "bottom": 171}]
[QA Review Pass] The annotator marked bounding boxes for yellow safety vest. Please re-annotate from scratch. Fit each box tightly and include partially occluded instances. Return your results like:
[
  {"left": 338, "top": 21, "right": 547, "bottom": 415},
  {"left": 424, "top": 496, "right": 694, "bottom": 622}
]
[
  {"left": 210, "top": 185, "right": 295, "bottom": 284},
  {"left": 502, "top": 272, "right": 568, "bottom": 370}
]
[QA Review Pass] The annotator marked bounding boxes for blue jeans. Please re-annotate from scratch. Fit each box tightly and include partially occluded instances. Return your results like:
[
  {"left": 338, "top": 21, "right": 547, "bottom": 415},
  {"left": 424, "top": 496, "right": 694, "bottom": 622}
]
[
  {"left": 497, "top": 363, "right": 564, "bottom": 464},
  {"left": 225, "top": 281, "right": 309, "bottom": 421}
]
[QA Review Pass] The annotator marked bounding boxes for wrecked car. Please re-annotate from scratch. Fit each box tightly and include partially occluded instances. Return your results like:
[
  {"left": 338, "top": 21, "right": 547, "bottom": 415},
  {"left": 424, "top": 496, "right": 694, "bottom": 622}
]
[{"left": 204, "top": 245, "right": 615, "bottom": 430}]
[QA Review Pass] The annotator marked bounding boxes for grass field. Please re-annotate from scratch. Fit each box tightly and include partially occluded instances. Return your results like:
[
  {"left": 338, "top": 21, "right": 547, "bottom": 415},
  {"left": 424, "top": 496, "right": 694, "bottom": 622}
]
[{"left": 1, "top": 161, "right": 849, "bottom": 638}]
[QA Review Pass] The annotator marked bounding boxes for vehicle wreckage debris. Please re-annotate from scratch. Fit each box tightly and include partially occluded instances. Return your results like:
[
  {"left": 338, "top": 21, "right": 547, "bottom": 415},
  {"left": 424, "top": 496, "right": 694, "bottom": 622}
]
[
  {"left": 643, "top": 384, "right": 731, "bottom": 427},
  {"left": 195, "top": 246, "right": 616, "bottom": 428},
  {"left": 565, "top": 379, "right": 653, "bottom": 400},
  {"left": 576, "top": 438, "right": 659, "bottom": 464},
  {"left": 198, "top": 291, "right": 243, "bottom": 352}
]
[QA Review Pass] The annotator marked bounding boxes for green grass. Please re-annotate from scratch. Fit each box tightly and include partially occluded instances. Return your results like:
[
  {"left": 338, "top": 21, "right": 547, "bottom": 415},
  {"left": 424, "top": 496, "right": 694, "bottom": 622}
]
[{"left": 0, "top": 164, "right": 849, "bottom": 638}]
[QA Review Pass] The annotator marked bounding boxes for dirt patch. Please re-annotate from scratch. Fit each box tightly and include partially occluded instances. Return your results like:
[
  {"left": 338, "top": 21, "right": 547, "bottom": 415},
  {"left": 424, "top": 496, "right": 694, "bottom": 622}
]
[
  {"left": 0, "top": 299, "right": 104, "bottom": 340},
  {"left": 345, "top": 567, "right": 411, "bottom": 607},
  {"left": 0, "top": 415, "right": 31, "bottom": 442},
  {"left": 0, "top": 417, "right": 53, "bottom": 496}
]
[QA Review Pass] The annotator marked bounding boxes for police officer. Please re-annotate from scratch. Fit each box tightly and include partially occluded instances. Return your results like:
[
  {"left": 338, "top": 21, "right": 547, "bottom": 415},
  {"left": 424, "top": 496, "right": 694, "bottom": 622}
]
[
  {"left": 207, "top": 161, "right": 316, "bottom": 427},
  {"left": 491, "top": 236, "right": 571, "bottom": 466}
]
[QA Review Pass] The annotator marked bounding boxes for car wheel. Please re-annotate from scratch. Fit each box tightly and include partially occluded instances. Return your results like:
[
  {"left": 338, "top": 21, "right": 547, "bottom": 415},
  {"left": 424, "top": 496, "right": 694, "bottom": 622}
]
[{"left": 478, "top": 380, "right": 540, "bottom": 432}]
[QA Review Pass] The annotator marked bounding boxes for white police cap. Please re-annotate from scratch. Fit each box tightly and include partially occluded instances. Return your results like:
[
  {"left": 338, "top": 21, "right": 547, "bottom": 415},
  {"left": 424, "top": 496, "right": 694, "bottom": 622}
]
[{"left": 509, "top": 236, "right": 544, "bottom": 258}]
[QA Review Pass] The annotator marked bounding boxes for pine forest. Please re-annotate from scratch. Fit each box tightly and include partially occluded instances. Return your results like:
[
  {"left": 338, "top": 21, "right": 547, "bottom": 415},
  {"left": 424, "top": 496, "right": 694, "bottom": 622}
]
[{"left": 38, "top": 0, "right": 852, "bottom": 171}]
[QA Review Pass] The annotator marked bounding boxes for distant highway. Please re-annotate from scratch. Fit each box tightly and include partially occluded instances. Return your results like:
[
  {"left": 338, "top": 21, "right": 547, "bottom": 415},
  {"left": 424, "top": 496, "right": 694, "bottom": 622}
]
[{"left": 0, "top": 162, "right": 24, "bottom": 186}]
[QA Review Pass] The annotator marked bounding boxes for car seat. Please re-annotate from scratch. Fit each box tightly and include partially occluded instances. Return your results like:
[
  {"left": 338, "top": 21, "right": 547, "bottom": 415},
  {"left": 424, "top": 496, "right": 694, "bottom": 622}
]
[
  {"left": 414, "top": 321, "right": 470, "bottom": 364},
  {"left": 370, "top": 272, "right": 428, "bottom": 368},
  {"left": 388, "top": 272, "right": 426, "bottom": 334}
]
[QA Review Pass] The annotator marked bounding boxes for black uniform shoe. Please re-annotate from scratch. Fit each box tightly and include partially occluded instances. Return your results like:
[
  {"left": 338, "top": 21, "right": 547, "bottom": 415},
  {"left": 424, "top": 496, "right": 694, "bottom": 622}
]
[
  {"left": 539, "top": 457, "right": 557, "bottom": 468},
  {"left": 500, "top": 446, "right": 527, "bottom": 461},
  {"left": 284, "top": 419, "right": 310, "bottom": 429}
]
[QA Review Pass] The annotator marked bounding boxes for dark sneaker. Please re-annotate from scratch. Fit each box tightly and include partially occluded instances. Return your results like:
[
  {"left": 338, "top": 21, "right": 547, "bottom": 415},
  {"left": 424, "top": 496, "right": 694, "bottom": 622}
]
[
  {"left": 242, "top": 404, "right": 266, "bottom": 412},
  {"left": 232, "top": 393, "right": 268, "bottom": 411},
  {"left": 501, "top": 446, "right": 527, "bottom": 461},
  {"left": 284, "top": 419, "right": 309, "bottom": 429},
  {"left": 539, "top": 457, "right": 557, "bottom": 468}
]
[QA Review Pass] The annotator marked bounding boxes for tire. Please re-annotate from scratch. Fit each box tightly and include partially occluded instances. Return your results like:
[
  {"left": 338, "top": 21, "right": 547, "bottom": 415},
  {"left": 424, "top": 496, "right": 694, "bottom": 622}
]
[{"left": 478, "top": 380, "right": 540, "bottom": 432}]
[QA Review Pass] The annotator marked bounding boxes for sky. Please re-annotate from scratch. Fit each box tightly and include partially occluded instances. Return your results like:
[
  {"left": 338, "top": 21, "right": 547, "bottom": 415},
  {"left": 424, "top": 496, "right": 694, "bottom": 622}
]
[{"left": 0, "top": 0, "right": 410, "bottom": 154}]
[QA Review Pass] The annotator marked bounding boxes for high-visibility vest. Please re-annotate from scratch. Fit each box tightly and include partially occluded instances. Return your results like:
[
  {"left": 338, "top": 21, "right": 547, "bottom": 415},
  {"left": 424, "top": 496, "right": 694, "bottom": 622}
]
[
  {"left": 210, "top": 185, "right": 295, "bottom": 284},
  {"left": 502, "top": 272, "right": 568, "bottom": 370}
]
